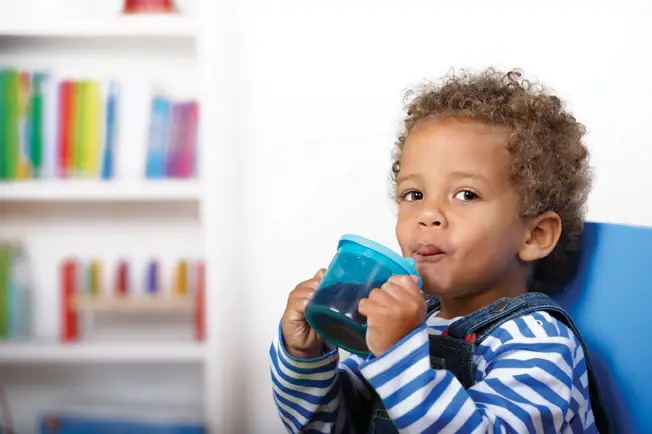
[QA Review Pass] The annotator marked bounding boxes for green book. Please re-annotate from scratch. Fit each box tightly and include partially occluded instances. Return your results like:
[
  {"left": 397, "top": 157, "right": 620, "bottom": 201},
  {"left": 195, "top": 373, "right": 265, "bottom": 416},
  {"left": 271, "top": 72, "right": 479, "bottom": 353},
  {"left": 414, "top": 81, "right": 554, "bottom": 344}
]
[
  {"left": 1, "top": 70, "right": 19, "bottom": 180},
  {"left": 0, "top": 245, "right": 11, "bottom": 339},
  {"left": 0, "top": 70, "right": 3, "bottom": 176},
  {"left": 30, "top": 73, "right": 45, "bottom": 177}
]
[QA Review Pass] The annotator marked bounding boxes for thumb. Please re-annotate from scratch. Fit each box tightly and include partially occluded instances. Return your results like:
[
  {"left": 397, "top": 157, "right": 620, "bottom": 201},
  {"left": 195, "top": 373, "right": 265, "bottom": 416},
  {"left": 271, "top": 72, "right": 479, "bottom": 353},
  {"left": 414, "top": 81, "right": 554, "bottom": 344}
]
[
  {"left": 410, "top": 275, "right": 419, "bottom": 283},
  {"left": 314, "top": 268, "right": 326, "bottom": 283}
]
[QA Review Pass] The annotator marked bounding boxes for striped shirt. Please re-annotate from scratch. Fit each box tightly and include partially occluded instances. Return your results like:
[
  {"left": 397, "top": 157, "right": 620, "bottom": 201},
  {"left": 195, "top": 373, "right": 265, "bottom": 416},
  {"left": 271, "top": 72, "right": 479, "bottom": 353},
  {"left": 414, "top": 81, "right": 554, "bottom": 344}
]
[{"left": 269, "top": 310, "right": 597, "bottom": 433}]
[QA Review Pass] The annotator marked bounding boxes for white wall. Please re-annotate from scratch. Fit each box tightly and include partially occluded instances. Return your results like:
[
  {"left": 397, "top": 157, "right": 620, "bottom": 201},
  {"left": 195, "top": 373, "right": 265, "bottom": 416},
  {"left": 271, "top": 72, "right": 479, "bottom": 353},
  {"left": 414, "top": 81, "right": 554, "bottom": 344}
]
[{"left": 230, "top": 0, "right": 652, "bottom": 432}]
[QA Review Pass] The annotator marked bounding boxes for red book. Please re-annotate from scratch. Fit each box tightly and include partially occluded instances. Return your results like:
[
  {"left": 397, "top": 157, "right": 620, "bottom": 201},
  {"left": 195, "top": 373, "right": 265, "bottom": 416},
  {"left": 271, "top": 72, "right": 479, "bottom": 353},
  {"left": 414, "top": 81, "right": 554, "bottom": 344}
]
[
  {"left": 58, "top": 81, "right": 74, "bottom": 178},
  {"left": 116, "top": 261, "right": 129, "bottom": 295},
  {"left": 61, "top": 260, "right": 78, "bottom": 342},
  {"left": 178, "top": 102, "right": 198, "bottom": 178},
  {"left": 195, "top": 261, "right": 205, "bottom": 341},
  {"left": 123, "top": 0, "right": 176, "bottom": 13}
]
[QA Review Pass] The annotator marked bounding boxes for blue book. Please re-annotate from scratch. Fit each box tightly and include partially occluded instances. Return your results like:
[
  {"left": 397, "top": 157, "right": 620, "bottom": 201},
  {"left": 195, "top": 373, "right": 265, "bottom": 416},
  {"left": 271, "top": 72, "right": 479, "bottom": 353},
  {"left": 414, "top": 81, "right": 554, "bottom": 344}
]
[
  {"left": 146, "top": 96, "right": 171, "bottom": 179},
  {"left": 39, "top": 414, "right": 206, "bottom": 434},
  {"left": 8, "top": 247, "right": 29, "bottom": 339},
  {"left": 101, "top": 82, "right": 118, "bottom": 180}
]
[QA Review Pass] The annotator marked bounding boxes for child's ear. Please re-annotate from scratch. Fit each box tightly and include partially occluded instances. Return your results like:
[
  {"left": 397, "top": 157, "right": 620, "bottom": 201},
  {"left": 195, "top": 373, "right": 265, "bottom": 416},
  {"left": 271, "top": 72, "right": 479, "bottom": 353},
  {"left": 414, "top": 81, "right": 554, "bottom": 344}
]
[{"left": 518, "top": 211, "right": 562, "bottom": 263}]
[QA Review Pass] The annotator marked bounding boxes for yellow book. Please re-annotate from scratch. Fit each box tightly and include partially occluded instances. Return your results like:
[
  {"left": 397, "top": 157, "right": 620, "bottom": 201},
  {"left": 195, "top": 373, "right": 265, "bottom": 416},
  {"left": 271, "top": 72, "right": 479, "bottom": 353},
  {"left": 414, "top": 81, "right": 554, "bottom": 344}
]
[
  {"left": 174, "top": 260, "right": 188, "bottom": 296},
  {"left": 90, "top": 260, "right": 101, "bottom": 296},
  {"left": 17, "top": 72, "right": 31, "bottom": 179},
  {"left": 84, "top": 81, "right": 101, "bottom": 176}
]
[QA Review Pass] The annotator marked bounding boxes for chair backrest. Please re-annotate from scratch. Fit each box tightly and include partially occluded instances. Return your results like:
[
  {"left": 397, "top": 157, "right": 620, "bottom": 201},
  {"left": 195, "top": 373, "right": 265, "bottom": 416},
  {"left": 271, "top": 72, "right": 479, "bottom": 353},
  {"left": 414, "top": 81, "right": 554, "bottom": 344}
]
[{"left": 554, "top": 222, "right": 652, "bottom": 433}]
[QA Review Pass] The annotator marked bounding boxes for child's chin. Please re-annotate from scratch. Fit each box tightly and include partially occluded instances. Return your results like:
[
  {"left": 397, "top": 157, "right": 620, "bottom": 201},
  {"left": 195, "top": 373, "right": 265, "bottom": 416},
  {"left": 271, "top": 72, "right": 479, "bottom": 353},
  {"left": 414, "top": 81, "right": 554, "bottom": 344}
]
[{"left": 419, "top": 275, "right": 453, "bottom": 298}]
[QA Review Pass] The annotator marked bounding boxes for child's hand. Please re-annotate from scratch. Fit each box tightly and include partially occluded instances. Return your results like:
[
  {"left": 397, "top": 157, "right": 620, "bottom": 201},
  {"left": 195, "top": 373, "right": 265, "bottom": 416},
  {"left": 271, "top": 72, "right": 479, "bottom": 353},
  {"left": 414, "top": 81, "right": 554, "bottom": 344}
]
[
  {"left": 358, "top": 275, "right": 426, "bottom": 356},
  {"left": 281, "top": 269, "right": 326, "bottom": 359}
]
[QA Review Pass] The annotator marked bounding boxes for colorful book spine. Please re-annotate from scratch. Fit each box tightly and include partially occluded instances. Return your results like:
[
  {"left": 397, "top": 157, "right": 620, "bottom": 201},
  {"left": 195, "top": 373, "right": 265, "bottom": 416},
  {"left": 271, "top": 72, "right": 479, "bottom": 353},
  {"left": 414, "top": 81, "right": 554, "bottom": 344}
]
[
  {"left": 146, "top": 260, "right": 159, "bottom": 294},
  {"left": 61, "top": 260, "right": 78, "bottom": 342},
  {"left": 89, "top": 260, "right": 101, "bottom": 296},
  {"left": 1, "top": 70, "right": 19, "bottom": 180},
  {"left": 146, "top": 96, "right": 171, "bottom": 178},
  {"left": 72, "top": 80, "right": 84, "bottom": 176},
  {"left": 0, "top": 67, "right": 203, "bottom": 182},
  {"left": 101, "top": 82, "right": 118, "bottom": 180},
  {"left": 166, "top": 103, "right": 183, "bottom": 177},
  {"left": 178, "top": 102, "right": 198, "bottom": 178},
  {"left": 195, "top": 261, "right": 205, "bottom": 341},
  {"left": 0, "top": 246, "right": 10, "bottom": 339},
  {"left": 174, "top": 260, "right": 188, "bottom": 296},
  {"left": 9, "top": 247, "right": 29, "bottom": 339},
  {"left": 116, "top": 260, "right": 129, "bottom": 296},
  {"left": 58, "top": 81, "right": 73, "bottom": 178},
  {"left": 0, "top": 71, "right": 3, "bottom": 176},
  {"left": 17, "top": 71, "right": 32, "bottom": 179},
  {"left": 42, "top": 74, "right": 58, "bottom": 178},
  {"left": 0, "top": 244, "right": 31, "bottom": 340},
  {"left": 84, "top": 81, "right": 101, "bottom": 176},
  {"left": 30, "top": 73, "right": 45, "bottom": 178},
  {"left": 145, "top": 96, "right": 199, "bottom": 180}
]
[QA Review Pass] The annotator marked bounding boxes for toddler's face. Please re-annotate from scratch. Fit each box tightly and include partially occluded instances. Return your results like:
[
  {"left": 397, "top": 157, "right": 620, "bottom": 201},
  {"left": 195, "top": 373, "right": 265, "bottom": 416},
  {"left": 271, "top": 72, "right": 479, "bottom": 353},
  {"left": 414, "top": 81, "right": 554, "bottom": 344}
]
[{"left": 395, "top": 117, "right": 527, "bottom": 298}]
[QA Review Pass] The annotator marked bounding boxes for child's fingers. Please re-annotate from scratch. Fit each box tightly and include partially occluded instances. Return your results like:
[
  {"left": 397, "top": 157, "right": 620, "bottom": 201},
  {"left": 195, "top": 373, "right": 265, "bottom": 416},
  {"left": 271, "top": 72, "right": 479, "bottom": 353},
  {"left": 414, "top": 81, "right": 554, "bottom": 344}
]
[
  {"left": 314, "top": 268, "right": 326, "bottom": 283},
  {"left": 367, "top": 286, "right": 394, "bottom": 305},
  {"left": 357, "top": 297, "right": 381, "bottom": 318},
  {"left": 289, "top": 282, "right": 318, "bottom": 306},
  {"left": 377, "top": 281, "right": 406, "bottom": 303},
  {"left": 387, "top": 275, "right": 422, "bottom": 296}
]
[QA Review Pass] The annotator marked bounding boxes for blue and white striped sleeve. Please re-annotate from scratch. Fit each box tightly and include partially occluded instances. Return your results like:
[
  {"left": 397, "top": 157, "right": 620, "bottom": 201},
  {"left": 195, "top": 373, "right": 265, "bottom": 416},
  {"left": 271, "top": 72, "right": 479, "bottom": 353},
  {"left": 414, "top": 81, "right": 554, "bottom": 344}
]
[
  {"left": 269, "top": 325, "right": 374, "bottom": 433},
  {"left": 358, "top": 312, "right": 597, "bottom": 433}
]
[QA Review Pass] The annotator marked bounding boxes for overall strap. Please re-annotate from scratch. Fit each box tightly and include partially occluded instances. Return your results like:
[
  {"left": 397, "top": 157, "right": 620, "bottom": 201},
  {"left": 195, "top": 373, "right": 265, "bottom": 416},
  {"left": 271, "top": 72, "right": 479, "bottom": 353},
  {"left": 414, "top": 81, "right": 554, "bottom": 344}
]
[
  {"left": 445, "top": 292, "right": 610, "bottom": 433},
  {"left": 425, "top": 296, "right": 441, "bottom": 316}
]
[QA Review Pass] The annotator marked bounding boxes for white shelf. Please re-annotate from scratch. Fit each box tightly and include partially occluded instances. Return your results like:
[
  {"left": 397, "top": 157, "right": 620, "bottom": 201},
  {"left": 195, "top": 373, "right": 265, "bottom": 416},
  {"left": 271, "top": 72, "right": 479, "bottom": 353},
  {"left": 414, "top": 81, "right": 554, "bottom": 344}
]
[
  {"left": 0, "top": 180, "right": 201, "bottom": 202},
  {"left": 73, "top": 294, "right": 195, "bottom": 314},
  {"left": 0, "top": 341, "right": 205, "bottom": 364},
  {"left": 0, "top": 14, "right": 197, "bottom": 38}
]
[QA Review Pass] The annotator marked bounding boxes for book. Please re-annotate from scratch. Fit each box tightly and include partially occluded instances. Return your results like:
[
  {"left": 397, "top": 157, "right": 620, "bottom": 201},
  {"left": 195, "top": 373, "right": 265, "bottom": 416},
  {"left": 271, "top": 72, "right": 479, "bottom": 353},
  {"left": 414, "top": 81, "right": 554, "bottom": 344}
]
[
  {"left": 146, "top": 97, "right": 198, "bottom": 180},
  {"left": 72, "top": 80, "right": 84, "bottom": 176},
  {"left": 101, "top": 81, "right": 118, "bottom": 180},
  {"left": 1, "top": 70, "right": 19, "bottom": 180},
  {"left": 40, "top": 413, "right": 205, "bottom": 434},
  {"left": 84, "top": 81, "right": 101, "bottom": 176},
  {"left": 42, "top": 73, "right": 59, "bottom": 178},
  {"left": 31, "top": 73, "right": 46, "bottom": 177},
  {"left": 17, "top": 71, "right": 32, "bottom": 179},
  {"left": 58, "top": 80, "right": 73, "bottom": 178},
  {"left": 146, "top": 96, "right": 171, "bottom": 178},
  {"left": 61, "top": 260, "right": 78, "bottom": 342},
  {"left": 0, "top": 245, "right": 10, "bottom": 338}
]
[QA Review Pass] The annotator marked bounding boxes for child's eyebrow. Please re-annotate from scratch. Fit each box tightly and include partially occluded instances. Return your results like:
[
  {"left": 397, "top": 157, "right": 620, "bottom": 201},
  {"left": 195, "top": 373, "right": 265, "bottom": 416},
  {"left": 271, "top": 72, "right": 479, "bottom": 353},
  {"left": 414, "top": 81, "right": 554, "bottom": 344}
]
[
  {"left": 396, "top": 174, "right": 421, "bottom": 184},
  {"left": 449, "top": 171, "right": 490, "bottom": 183}
]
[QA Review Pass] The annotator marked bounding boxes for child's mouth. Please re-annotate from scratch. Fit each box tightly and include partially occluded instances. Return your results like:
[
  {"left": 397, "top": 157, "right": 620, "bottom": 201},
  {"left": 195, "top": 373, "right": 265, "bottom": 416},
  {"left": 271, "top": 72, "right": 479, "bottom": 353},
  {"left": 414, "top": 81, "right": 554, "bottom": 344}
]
[{"left": 413, "top": 243, "right": 445, "bottom": 263}]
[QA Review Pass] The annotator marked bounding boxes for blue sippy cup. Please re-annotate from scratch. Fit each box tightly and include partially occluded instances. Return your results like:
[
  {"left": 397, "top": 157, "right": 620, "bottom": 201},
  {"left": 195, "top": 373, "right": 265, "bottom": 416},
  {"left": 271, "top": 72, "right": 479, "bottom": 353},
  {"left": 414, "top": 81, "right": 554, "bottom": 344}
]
[{"left": 304, "top": 234, "right": 422, "bottom": 356}]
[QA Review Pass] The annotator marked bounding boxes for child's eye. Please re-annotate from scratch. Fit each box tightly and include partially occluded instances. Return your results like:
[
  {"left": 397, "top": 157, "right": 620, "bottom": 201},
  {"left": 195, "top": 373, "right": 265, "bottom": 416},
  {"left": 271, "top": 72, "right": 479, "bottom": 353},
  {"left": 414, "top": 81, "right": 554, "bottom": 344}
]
[
  {"left": 401, "top": 190, "right": 423, "bottom": 201},
  {"left": 453, "top": 190, "right": 479, "bottom": 201}
]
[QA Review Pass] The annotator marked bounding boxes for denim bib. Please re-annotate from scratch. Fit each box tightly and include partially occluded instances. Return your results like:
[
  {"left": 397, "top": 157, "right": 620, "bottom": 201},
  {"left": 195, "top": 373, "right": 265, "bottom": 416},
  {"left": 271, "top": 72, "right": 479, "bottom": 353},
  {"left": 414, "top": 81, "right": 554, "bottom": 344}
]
[{"left": 366, "top": 293, "right": 610, "bottom": 433}]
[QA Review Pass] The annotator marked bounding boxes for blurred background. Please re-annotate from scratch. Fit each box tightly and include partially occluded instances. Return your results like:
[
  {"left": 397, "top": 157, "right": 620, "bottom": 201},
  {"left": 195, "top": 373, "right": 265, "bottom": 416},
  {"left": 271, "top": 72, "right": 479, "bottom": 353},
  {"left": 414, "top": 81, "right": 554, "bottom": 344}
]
[{"left": 0, "top": 0, "right": 650, "bottom": 432}]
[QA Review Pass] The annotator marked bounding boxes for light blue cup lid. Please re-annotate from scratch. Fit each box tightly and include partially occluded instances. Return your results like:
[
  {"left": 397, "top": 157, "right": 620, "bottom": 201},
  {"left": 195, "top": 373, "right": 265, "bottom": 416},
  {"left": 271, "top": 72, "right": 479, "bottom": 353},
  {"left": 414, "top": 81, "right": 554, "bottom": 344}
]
[{"left": 338, "top": 234, "right": 422, "bottom": 288}]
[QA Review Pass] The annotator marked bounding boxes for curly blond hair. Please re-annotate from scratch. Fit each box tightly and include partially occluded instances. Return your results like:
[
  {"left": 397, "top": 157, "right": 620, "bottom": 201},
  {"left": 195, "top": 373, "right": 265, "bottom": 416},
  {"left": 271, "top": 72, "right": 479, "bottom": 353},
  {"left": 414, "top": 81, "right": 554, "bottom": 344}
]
[{"left": 391, "top": 68, "right": 592, "bottom": 291}]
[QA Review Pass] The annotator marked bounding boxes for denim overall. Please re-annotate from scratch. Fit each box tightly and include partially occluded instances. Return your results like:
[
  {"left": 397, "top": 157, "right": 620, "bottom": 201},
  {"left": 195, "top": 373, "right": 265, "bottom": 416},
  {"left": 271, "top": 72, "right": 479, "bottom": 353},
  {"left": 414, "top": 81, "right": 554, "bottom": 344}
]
[{"left": 367, "top": 292, "right": 611, "bottom": 433}]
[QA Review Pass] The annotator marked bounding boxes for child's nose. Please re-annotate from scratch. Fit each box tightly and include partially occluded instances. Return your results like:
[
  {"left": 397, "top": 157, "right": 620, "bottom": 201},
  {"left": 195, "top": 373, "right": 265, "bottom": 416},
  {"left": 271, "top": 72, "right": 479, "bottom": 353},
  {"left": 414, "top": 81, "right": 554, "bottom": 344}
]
[{"left": 417, "top": 205, "right": 446, "bottom": 228}]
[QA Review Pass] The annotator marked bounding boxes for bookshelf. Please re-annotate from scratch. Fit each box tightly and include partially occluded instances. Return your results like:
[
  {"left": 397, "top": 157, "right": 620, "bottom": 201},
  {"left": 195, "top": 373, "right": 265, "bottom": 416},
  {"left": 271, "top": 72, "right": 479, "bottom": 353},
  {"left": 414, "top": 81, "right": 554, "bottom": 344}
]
[
  {"left": 0, "top": 341, "right": 205, "bottom": 364},
  {"left": 0, "top": 15, "right": 196, "bottom": 38},
  {"left": 0, "top": 1, "right": 229, "bottom": 432},
  {"left": 0, "top": 180, "right": 201, "bottom": 202}
]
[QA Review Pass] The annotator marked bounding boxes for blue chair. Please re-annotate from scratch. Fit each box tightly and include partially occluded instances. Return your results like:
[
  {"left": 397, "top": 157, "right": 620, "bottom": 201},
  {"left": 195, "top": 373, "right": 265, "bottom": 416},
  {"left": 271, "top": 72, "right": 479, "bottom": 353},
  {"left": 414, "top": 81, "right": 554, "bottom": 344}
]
[{"left": 554, "top": 222, "right": 652, "bottom": 433}]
